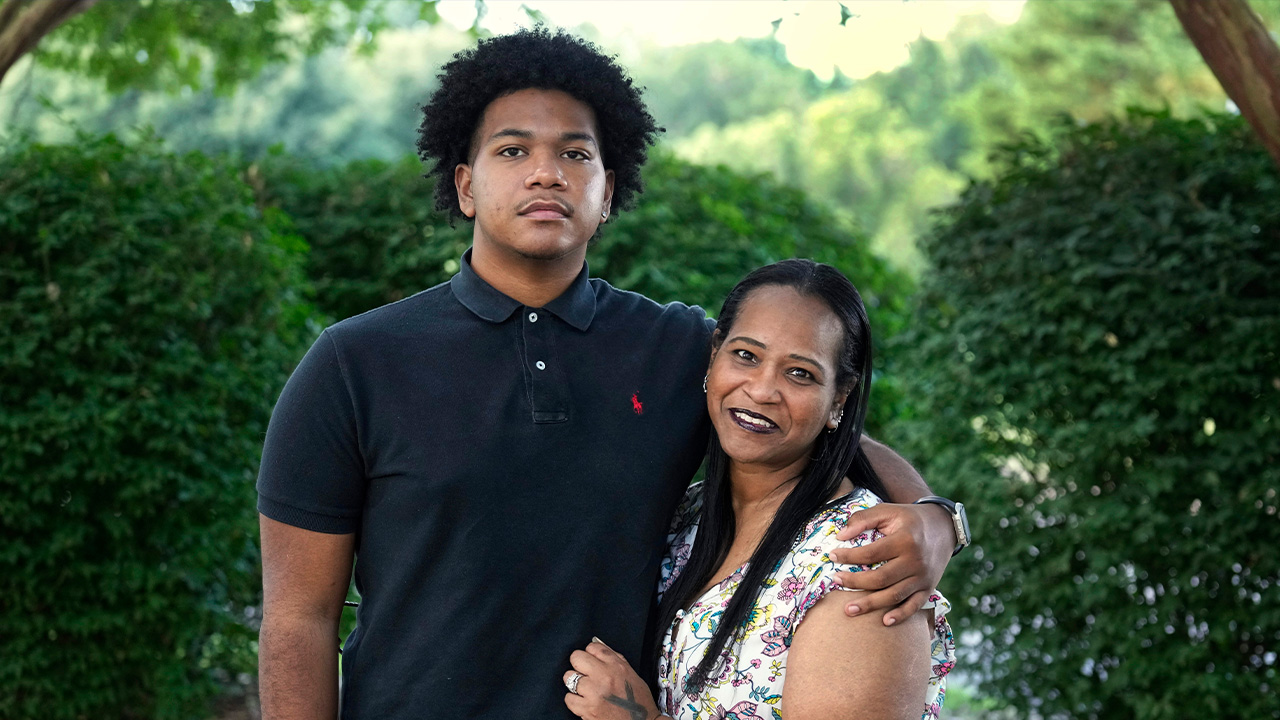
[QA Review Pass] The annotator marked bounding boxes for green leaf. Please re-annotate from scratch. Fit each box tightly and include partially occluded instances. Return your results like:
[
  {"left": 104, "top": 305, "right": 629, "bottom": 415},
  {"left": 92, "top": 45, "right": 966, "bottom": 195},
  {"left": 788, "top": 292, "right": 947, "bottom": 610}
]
[{"left": 839, "top": 3, "right": 857, "bottom": 27}]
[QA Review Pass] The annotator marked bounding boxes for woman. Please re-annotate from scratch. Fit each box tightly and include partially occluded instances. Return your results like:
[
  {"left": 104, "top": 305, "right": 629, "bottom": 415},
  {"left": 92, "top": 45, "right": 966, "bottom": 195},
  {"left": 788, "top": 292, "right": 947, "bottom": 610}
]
[{"left": 562, "top": 260, "right": 954, "bottom": 720}]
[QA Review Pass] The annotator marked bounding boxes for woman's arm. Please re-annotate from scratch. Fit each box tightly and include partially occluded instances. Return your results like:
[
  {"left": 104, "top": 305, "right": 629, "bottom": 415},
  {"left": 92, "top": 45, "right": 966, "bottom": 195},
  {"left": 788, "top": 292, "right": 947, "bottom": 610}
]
[{"left": 783, "top": 595, "right": 932, "bottom": 720}]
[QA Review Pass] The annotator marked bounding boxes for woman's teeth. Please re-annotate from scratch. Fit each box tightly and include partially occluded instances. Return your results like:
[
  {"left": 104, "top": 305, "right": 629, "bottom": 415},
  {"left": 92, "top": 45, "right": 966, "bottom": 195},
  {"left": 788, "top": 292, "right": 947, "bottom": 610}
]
[{"left": 731, "top": 409, "right": 777, "bottom": 432}]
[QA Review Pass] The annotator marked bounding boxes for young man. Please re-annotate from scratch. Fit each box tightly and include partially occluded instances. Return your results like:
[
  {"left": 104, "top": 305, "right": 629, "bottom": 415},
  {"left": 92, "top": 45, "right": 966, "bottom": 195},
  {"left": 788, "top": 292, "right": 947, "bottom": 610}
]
[{"left": 257, "top": 28, "right": 965, "bottom": 719}]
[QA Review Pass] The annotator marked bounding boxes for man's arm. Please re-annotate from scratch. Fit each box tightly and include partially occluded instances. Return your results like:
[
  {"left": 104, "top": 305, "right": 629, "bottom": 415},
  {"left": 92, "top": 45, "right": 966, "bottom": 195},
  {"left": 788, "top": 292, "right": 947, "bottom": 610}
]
[
  {"left": 258, "top": 515, "right": 355, "bottom": 720},
  {"left": 828, "top": 436, "right": 957, "bottom": 625},
  {"left": 861, "top": 435, "right": 932, "bottom": 503}
]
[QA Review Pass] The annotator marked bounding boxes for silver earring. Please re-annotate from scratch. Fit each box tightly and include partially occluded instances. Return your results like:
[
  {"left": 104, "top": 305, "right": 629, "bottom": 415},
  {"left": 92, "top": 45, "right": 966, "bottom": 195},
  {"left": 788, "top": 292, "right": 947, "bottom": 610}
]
[
  {"left": 702, "top": 375, "right": 707, "bottom": 393},
  {"left": 827, "top": 411, "right": 843, "bottom": 433},
  {"left": 601, "top": 211, "right": 608, "bottom": 220}
]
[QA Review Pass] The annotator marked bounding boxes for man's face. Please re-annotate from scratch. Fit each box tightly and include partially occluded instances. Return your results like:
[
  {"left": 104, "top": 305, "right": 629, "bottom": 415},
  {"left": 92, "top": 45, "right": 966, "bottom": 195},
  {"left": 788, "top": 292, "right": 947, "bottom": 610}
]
[{"left": 455, "top": 88, "right": 615, "bottom": 264}]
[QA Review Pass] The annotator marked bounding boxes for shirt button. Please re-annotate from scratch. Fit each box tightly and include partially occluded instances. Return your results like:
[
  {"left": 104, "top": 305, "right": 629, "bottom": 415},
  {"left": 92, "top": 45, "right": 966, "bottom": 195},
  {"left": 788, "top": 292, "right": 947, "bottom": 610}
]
[
  {"left": 528, "top": 312, "right": 538, "bottom": 322},
  {"left": 535, "top": 361, "right": 546, "bottom": 370}
]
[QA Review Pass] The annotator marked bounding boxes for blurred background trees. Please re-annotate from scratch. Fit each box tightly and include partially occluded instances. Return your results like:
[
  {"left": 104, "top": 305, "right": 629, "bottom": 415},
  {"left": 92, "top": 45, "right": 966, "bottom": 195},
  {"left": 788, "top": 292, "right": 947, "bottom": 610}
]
[
  {"left": 6, "top": 1, "right": 1279, "bottom": 270},
  {"left": 2, "top": 0, "right": 1278, "bottom": 718},
  {"left": 0, "top": 0, "right": 451, "bottom": 91}
]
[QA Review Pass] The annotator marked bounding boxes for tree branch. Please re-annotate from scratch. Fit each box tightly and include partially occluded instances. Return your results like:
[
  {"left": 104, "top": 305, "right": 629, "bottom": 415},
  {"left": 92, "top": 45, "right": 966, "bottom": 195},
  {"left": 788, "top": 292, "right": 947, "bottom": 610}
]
[
  {"left": 0, "top": 0, "right": 27, "bottom": 38},
  {"left": 1169, "top": 0, "right": 1280, "bottom": 168},
  {"left": 0, "top": 0, "right": 99, "bottom": 89}
]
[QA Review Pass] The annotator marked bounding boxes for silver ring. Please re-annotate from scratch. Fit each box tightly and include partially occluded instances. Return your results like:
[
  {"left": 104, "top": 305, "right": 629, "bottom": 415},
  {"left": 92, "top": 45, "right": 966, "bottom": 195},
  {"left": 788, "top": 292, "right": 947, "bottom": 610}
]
[{"left": 565, "top": 671, "right": 584, "bottom": 695}]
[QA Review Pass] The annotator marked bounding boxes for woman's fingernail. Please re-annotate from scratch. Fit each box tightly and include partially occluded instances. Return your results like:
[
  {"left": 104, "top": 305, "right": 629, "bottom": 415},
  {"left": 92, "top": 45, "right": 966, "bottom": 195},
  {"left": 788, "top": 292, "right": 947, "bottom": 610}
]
[
  {"left": 831, "top": 576, "right": 843, "bottom": 587},
  {"left": 885, "top": 616, "right": 897, "bottom": 626},
  {"left": 847, "top": 604, "right": 861, "bottom": 616},
  {"left": 591, "top": 636, "right": 603, "bottom": 644}
]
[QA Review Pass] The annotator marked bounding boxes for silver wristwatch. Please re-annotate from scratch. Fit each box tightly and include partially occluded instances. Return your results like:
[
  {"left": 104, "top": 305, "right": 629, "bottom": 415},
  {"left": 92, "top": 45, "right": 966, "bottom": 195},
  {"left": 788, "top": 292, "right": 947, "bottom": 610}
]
[{"left": 914, "top": 495, "right": 971, "bottom": 557}]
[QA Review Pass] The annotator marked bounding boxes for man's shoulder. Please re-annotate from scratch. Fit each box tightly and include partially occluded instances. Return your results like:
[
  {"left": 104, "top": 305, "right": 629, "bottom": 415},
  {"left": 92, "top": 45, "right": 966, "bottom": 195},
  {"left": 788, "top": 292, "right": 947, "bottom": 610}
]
[
  {"left": 325, "top": 278, "right": 457, "bottom": 342},
  {"left": 589, "top": 277, "right": 714, "bottom": 335}
]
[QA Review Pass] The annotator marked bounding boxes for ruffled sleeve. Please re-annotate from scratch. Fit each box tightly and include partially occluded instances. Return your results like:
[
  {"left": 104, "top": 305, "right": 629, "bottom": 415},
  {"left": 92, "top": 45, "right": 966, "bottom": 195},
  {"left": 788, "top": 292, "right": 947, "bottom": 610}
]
[
  {"left": 764, "top": 488, "right": 956, "bottom": 718},
  {"left": 766, "top": 488, "right": 885, "bottom": 631}
]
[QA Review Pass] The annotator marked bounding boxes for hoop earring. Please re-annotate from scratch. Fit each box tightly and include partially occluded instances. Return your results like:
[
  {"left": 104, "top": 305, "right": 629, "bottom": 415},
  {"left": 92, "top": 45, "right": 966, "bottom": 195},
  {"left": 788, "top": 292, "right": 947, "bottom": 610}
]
[{"left": 702, "top": 375, "right": 707, "bottom": 393}]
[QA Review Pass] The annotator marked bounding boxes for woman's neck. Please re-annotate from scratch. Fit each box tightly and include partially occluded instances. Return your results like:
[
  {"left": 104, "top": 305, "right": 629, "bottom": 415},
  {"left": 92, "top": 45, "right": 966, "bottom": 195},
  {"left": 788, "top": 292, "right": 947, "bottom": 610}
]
[
  {"left": 727, "top": 456, "right": 855, "bottom": 521},
  {"left": 728, "top": 457, "right": 808, "bottom": 519}
]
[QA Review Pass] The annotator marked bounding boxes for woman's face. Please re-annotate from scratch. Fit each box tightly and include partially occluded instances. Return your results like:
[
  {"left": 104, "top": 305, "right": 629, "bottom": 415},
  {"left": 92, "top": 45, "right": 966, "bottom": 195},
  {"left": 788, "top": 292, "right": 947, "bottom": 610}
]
[{"left": 706, "top": 285, "right": 848, "bottom": 475}]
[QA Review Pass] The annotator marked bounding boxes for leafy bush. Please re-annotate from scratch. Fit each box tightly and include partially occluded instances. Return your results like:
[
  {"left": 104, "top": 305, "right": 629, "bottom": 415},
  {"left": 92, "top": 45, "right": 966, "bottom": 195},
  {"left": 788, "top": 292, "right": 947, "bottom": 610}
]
[
  {"left": 251, "top": 152, "right": 473, "bottom": 324},
  {"left": 0, "top": 134, "right": 312, "bottom": 719},
  {"left": 894, "top": 112, "right": 1280, "bottom": 719}
]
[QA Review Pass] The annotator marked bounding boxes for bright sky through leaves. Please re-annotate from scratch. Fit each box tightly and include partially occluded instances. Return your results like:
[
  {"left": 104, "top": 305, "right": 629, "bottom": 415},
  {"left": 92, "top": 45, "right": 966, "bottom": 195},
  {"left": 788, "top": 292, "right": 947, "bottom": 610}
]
[{"left": 437, "top": 0, "right": 1026, "bottom": 81}]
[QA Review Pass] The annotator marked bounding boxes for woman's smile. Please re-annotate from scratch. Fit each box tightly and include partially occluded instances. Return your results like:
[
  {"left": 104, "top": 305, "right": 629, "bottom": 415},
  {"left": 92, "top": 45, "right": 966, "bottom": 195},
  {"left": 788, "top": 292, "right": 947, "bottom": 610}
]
[
  {"left": 706, "top": 284, "right": 846, "bottom": 474},
  {"left": 728, "top": 408, "right": 779, "bottom": 433}
]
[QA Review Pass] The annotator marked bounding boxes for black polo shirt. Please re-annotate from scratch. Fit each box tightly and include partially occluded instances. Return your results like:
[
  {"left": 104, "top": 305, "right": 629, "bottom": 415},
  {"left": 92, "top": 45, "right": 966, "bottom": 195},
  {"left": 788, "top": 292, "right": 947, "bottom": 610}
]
[{"left": 257, "top": 250, "right": 712, "bottom": 718}]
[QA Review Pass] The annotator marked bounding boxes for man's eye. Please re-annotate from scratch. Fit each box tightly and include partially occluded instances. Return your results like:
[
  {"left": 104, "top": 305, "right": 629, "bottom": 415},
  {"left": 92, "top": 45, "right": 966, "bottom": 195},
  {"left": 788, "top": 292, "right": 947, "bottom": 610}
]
[
  {"left": 563, "top": 150, "right": 588, "bottom": 160},
  {"left": 498, "top": 147, "right": 524, "bottom": 157}
]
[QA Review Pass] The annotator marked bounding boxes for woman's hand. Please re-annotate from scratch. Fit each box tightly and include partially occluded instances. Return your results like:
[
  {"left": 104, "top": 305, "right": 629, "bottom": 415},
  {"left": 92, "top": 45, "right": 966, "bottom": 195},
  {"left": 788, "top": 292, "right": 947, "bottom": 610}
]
[{"left": 563, "top": 638, "right": 665, "bottom": 720}]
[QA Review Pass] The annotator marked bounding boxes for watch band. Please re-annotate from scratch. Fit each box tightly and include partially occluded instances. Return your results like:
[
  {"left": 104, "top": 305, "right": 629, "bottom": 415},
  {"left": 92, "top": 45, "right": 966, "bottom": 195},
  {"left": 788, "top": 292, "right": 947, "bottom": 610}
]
[{"left": 914, "top": 495, "right": 971, "bottom": 556}]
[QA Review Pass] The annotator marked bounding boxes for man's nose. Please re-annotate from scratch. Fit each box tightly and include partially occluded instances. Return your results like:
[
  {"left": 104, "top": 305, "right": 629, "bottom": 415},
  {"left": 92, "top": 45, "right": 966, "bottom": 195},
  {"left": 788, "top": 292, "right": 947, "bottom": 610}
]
[{"left": 526, "top": 152, "right": 565, "bottom": 188}]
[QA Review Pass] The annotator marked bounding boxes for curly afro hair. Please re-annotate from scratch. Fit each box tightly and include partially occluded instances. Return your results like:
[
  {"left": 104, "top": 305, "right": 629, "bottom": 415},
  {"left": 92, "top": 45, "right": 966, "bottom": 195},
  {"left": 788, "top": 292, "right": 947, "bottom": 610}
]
[{"left": 417, "top": 27, "right": 661, "bottom": 220}]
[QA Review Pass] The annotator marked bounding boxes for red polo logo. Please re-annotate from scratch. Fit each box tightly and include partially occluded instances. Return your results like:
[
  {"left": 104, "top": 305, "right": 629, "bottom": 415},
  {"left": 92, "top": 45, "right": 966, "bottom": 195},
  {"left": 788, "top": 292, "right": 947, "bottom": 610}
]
[{"left": 631, "top": 392, "right": 644, "bottom": 415}]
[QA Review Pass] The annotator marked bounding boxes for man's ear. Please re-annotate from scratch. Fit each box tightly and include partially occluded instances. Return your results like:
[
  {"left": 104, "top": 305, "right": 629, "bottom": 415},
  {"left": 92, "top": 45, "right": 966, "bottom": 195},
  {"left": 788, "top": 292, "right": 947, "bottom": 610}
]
[
  {"left": 455, "top": 163, "right": 476, "bottom": 219},
  {"left": 601, "top": 169, "right": 615, "bottom": 220}
]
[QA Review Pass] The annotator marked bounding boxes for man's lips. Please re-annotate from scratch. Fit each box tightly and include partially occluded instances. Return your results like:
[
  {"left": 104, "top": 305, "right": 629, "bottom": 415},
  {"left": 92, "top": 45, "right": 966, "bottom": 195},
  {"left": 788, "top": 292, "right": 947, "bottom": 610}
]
[
  {"left": 729, "top": 408, "right": 779, "bottom": 434},
  {"left": 518, "top": 200, "right": 571, "bottom": 219}
]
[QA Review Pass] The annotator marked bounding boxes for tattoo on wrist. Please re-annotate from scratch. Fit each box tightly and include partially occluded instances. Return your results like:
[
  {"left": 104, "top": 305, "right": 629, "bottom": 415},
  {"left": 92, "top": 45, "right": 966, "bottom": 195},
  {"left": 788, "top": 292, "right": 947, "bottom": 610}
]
[{"left": 604, "top": 681, "right": 653, "bottom": 720}]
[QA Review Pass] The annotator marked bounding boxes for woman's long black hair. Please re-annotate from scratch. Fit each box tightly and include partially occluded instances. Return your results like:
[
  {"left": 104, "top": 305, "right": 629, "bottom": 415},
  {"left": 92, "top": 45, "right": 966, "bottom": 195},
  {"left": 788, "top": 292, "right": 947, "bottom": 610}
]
[{"left": 651, "top": 259, "right": 890, "bottom": 696}]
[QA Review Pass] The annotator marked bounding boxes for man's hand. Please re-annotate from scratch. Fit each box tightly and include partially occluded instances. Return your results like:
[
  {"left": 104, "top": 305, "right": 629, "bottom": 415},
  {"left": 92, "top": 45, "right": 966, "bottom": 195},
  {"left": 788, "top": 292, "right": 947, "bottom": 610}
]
[
  {"left": 829, "top": 502, "right": 954, "bottom": 626},
  {"left": 563, "top": 638, "right": 665, "bottom": 720}
]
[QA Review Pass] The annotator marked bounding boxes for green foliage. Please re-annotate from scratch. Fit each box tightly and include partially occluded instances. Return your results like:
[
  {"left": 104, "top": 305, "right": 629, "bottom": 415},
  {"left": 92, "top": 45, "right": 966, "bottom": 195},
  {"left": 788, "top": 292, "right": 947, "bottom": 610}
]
[
  {"left": 252, "top": 151, "right": 473, "bottom": 324},
  {"left": 989, "top": 0, "right": 1280, "bottom": 124},
  {"left": 18, "top": 1, "right": 1279, "bottom": 277},
  {"left": 0, "top": 134, "right": 313, "bottom": 719},
  {"left": 670, "top": 1, "right": 1280, "bottom": 270},
  {"left": 32, "top": 0, "right": 434, "bottom": 95},
  {"left": 4, "top": 22, "right": 472, "bottom": 165},
  {"left": 628, "top": 37, "right": 828, "bottom": 138},
  {"left": 12, "top": 0, "right": 1280, "bottom": 284},
  {"left": 946, "top": 0, "right": 1280, "bottom": 178},
  {"left": 894, "top": 112, "right": 1280, "bottom": 719},
  {"left": 673, "top": 79, "right": 965, "bottom": 271}
]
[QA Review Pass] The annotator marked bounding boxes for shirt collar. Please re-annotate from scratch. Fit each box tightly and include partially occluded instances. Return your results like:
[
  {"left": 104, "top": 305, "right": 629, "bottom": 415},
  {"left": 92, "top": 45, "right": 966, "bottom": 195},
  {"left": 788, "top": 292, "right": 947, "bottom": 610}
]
[{"left": 450, "top": 248, "right": 596, "bottom": 331}]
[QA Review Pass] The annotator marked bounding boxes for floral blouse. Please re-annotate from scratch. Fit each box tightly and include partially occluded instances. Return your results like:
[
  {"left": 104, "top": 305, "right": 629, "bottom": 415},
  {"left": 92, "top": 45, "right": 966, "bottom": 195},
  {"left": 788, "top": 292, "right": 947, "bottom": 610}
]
[{"left": 656, "top": 483, "right": 955, "bottom": 720}]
